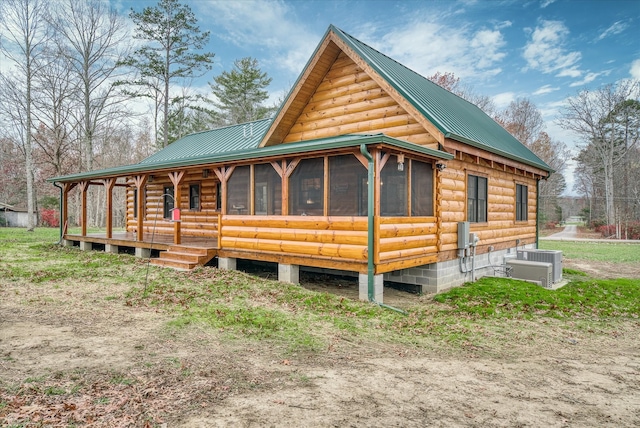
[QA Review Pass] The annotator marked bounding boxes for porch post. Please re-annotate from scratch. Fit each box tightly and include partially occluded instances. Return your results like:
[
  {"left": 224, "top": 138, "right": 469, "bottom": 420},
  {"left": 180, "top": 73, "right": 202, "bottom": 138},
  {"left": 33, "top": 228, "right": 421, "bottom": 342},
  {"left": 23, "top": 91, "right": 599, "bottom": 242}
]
[
  {"left": 62, "top": 183, "right": 76, "bottom": 237},
  {"left": 214, "top": 166, "right": 236, "bottom": 216},
  {"left": 133, "top": 175, "right": 148, "bottom": 242},
  {"left": 281, "top": 158, "right": 301, "bottom": 216},
  {"left": 282, "top": 160, "right": 291, "bottom": 215},
  {"left": 168, "top": 171, "right": 185, "bottom": 245},
  {"left": 104, "top": 178, "right": 115, "bottom": 239},
  {"left": 79, "top": 181, "right": 88, "bottom": 236}
]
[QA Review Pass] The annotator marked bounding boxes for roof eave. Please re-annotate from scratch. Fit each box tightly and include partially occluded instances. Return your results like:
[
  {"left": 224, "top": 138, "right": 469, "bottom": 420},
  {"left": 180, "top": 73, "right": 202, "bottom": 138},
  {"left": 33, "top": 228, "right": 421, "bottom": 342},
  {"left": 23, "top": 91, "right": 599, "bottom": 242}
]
[
  {"left": 48, "top": 134, "right": 452, "bottom": 183},
  {"left": 445, "top": 132, "right": 553, "bottom": 174}
]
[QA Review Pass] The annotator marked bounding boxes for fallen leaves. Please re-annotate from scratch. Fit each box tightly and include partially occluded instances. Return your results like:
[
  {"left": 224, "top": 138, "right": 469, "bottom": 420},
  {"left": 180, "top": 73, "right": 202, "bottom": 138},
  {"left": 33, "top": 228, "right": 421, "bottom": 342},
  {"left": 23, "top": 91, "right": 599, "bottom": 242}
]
[{"left": 0, "top": 363, "right": 231, "bottom": 427}]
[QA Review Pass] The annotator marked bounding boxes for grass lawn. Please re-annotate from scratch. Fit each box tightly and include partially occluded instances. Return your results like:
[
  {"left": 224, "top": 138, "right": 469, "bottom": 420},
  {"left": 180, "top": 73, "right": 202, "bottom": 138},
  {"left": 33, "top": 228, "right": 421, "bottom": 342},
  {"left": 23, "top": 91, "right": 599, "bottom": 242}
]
[
  {"left": 1, "top": 227, "right": 638, "bottom": 353},
  {"left": 2, "top": 227, "right": 639, "bottom": 427},
  {"left": 540, "top": 240, "right": 640, "bottom": 263}
]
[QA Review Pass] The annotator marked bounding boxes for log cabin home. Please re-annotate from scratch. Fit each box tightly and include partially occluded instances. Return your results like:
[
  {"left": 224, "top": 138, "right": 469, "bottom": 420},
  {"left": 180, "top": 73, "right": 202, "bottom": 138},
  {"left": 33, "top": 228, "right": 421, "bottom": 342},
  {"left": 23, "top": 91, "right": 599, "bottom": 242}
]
[{"left": 49, "top": 25, "right": 552, "bottom": 301}]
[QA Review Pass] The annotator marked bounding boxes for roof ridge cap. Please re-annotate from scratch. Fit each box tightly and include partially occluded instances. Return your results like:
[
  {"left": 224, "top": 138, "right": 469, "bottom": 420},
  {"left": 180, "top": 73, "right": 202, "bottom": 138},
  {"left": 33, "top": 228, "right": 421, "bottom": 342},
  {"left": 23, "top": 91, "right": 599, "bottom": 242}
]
[{"left": 179, "top": 117, "right": 273, "bottom": 139}]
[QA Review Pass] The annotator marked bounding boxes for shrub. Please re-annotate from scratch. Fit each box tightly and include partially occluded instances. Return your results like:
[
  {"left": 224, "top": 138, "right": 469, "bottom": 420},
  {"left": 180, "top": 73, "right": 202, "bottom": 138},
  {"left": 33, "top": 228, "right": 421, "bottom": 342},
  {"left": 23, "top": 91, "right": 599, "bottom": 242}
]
[
  {"left": 41, "top": 209, "right": 60, "bottom": 227},
  {"left": 596, "top": 221, "right": 640, "bottom": 240}
]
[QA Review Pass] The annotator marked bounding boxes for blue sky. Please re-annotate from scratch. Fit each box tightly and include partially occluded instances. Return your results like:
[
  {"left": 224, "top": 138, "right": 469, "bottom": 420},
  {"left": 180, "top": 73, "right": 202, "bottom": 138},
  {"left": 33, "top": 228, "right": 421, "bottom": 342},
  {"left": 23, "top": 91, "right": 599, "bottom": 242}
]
[{"left": 117, "top": 0, "right": 639, "bottom": 193}]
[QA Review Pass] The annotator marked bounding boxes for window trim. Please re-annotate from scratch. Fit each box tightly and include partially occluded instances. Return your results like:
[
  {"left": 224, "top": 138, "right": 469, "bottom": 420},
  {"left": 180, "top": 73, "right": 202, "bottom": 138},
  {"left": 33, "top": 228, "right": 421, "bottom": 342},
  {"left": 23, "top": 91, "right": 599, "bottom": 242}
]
[
  {"left": 133, "top": 188, "right": 138, "bottom": 219},
  {"left": 515, "top": 183, "right": 528, "bottom": 222},
  {"left": 163, "top": 186, "right": 174, "bottom": 219},
  {"left": 189, "top": 182, "right": 201, "bottom": 211},
  {"left": 467, "top": 172, "right": 488, "bottom": 223}
]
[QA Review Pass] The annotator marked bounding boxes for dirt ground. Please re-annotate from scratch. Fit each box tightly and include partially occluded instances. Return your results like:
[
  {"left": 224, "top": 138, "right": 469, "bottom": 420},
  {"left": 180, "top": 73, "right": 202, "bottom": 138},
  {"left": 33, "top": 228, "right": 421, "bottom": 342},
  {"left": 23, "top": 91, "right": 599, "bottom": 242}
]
[{"left": 1, "top": 260, "right": 639, "bottom": 426}]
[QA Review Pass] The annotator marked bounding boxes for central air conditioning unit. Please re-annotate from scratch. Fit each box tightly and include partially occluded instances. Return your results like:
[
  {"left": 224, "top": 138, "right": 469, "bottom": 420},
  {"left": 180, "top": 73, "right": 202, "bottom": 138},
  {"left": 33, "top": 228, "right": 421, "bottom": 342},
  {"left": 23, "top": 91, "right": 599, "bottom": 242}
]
[
  {"left": 507, "top": 260, "right": 553, "bottom": 289},
  {"left": 517, "top": 249, "right": 562, "bottom": 283}
]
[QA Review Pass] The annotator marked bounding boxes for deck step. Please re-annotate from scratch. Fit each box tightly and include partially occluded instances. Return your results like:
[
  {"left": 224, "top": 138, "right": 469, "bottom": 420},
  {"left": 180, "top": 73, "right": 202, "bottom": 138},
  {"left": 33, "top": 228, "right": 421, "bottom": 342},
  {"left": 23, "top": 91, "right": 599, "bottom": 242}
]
[
  {"left": 150, "top": 258, "right": 198, "bottom": 270},
  {"left": 167, "top": 245, "right": 211, "bottom": 256},
  {"left": 159, "top": 251, "right": 201, "bottom": 263},
  {"left": 151, "top": 245, "right": 217, "bottom": 271}
]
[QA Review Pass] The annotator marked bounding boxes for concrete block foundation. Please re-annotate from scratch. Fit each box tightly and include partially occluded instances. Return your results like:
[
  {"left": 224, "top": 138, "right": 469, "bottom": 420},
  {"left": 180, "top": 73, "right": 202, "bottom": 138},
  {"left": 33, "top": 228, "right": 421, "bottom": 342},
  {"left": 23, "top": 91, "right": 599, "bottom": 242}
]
[
  {"left": 105, "top": 244, "right": 119, "bottom": 254},
  {"left": 135, "top": 247, "right": 151, "bottom": 258},
  {"left": 359, "top": 273, "right": 383, "bottom": 303},
  {"left": 278, "top": 264, "right": 299, "bottom": 284},
  {"left": 218, "top": 257, "right": 237, "bottom": 270},
  {"left": 79, "top": 241, "right": 92, "bottom": 251},
  {"left": 383, "top": 244, "right": 536, "bottom": 293}
]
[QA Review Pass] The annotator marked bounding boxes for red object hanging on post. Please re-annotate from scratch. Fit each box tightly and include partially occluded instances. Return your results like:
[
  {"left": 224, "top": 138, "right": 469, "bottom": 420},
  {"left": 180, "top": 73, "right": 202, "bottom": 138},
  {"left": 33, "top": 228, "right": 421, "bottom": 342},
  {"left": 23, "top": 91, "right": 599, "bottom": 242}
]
[{"left": 171, "top": 208, "right": 181, "bottom": 222}]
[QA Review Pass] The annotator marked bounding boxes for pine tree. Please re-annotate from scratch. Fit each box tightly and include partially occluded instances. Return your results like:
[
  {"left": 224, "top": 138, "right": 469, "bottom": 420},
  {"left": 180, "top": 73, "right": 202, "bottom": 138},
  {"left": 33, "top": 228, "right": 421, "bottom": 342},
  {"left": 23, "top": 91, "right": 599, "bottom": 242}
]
[
  {"left": 211, "top": 57, "right": 273, "bottom": 125},
  {"left": 121, "top": 0, "right": 214, "bottom": 147}
]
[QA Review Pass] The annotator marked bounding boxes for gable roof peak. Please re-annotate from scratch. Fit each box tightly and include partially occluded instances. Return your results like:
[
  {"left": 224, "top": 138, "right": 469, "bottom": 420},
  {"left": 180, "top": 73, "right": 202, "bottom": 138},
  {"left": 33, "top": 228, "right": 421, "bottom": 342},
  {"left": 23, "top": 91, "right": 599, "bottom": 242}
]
[{"left": 323, "top": 25, "right": 550, "bottom": 172}]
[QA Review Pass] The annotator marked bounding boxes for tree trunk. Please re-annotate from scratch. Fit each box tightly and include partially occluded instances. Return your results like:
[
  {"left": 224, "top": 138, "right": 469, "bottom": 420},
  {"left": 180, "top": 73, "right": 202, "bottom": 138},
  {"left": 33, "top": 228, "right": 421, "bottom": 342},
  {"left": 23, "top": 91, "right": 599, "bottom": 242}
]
[{"left": 25, "top": 21, "right": 35, "bottom": 232}]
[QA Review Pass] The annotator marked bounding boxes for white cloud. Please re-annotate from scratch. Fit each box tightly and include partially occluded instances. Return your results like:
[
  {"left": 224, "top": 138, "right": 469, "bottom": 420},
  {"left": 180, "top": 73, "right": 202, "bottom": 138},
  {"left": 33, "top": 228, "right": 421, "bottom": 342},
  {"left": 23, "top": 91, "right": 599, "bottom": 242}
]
[
  {"left": 492, "top": 92, "right": 516, "bottom": 108},
  {"left": 522, "top": 20, "right": 582, "bottom": 75},
  {"left": 556, "top": 67, "right": 582, "bottom": 78},
  {"left": 596, "top": 20, "right": 628, "bottom": 41},
  {"left": 533, "top": 85, "right": 559, "bottom": 95},
  {"left": 374, "top": 19, "right": 506, "bottom": 81},
  {"left": 631, "top": 59, "right": 640, "bottom": 80},
  {"left": 195, "top": 0, "right": 317, "bottom": 75},
  {"left": 569, "top": 72, "right": 600, "bottom": 87},
  {"left": 540, "top": 0, "right": 557, "bottom": 8},
  {"left": 538, "top": 99, "right": 566, "bottom": 120}
]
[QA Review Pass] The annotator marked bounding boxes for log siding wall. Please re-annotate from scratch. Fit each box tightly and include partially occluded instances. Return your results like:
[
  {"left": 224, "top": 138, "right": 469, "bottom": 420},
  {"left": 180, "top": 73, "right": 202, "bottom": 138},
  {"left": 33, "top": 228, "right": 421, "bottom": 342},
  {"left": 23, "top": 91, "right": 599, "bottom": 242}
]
[
  {"left": 437, "top": 157, "right": 538, "bottom": 261},
  {"left": 284, "top": 52, "right": 438, "bottom": 148},
  {"left": 219, "top": 215, "right": 369, "bottom": 272},
  {"left": 126, "top": 170, "right": 220, "bottom": 238}
]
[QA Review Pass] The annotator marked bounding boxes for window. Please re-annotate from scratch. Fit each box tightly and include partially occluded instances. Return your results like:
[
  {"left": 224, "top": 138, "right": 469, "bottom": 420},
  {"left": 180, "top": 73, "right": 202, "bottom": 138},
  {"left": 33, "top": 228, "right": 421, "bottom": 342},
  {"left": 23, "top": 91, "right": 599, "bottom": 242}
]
[
  {"left": 467, "top": 175, "right": 487, "bottom": 223},
  {"left": 289, "top": 158, "right": 324, "bottom": 216},
  {"left": 132, "top": 188, "right": 146, "bottom": 219},
  {"left": 216, "top": 182, "right": 222, "bottom": 211},
  {"left": 411, "top": 160, "right": 433, "bottom": 216},
  {"left": 189, "top": 184, "right": 200, "bottom": 211},
  {"left": 163, "top": 186, "right": 174, "bottom": 219},
  {"left": 380, "top": 157, "right": 407, "bottom": 216},
  {"left": 254, "top": 163, "right": 282, "bottom": 215},
  {"left": 516, "top": 184, "right": 528, "bottom": 221},
  {"left": 329, "top": 155, "right": 367, "bottom": 216},
  {"left": 133, "top": 188, "right": 138, "bottom": 218},
  {"left": 227, "top": 166, "right": 250, "bottom": 214}
]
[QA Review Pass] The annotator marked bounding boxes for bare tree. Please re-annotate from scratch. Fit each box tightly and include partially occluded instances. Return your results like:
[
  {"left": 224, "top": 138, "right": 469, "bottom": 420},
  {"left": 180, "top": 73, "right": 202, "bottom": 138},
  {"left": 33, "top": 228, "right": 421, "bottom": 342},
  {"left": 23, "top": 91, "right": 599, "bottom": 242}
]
[
  {"left": 31, "top": 53, "right": 80, "bottom": 176},
  {"left": 497, "top": 99, "right": 545, "bottom": 148},
  {"left": 50, "top": 0, "right": 131, "bottom": 172},
  {"left": 560, "top": 80, "right": 640, "bottom": 227},
  {"left": 0, "top": 0, "right": 50, "bottom": 231}
]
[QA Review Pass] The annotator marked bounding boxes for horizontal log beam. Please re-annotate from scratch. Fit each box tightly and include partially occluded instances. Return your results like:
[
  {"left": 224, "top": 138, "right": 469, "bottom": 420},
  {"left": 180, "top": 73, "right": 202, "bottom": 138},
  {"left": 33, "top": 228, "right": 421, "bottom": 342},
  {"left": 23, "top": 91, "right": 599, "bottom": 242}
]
[
  {"left": 220, "top": 237, "right": 367, "bottom": 260},
  {"left": 375, "top": 254, "right": 439, "bottom": 274}
]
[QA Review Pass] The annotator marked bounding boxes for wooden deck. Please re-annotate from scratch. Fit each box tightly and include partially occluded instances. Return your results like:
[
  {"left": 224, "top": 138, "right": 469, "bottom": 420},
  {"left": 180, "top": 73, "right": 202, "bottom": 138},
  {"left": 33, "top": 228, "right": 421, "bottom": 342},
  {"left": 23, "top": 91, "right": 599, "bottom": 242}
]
[{"left": 64, "top": 232, "right": 218, "bottom": 251}]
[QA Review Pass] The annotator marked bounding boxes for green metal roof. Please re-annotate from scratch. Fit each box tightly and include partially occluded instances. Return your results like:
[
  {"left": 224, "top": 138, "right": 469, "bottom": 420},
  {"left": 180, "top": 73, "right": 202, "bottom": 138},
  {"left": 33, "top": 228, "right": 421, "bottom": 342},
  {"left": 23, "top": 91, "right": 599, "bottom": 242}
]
[
  {"left": 48, "top": 133, "right": 452, "bottom": 183},
  {"left": 140, "top": 118, "right": 271, "bottom": 165},
  {"left": 330, "top": 25, "right": 552, "bottom": 173}
]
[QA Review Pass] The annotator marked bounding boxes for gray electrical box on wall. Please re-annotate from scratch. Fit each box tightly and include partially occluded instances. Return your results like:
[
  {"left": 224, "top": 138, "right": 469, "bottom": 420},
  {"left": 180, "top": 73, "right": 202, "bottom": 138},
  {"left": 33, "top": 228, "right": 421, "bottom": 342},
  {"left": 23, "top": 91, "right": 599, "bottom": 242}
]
[{"left": 458, "top": 221, "right": 470, "bottom": 249}]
